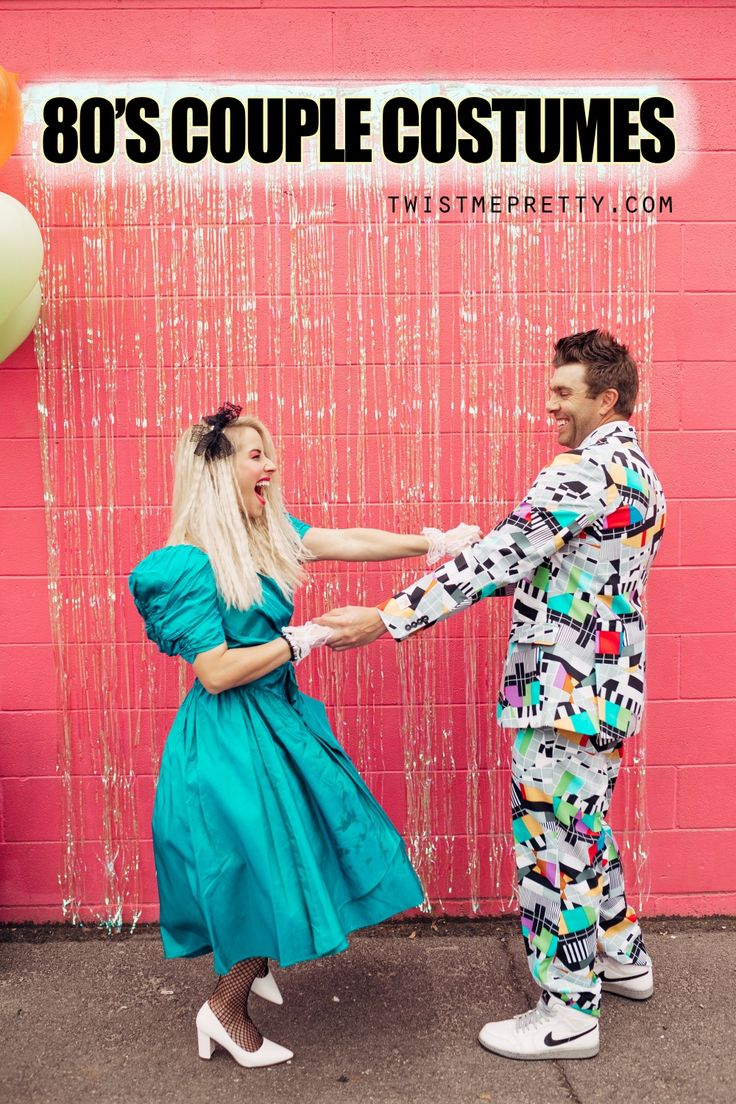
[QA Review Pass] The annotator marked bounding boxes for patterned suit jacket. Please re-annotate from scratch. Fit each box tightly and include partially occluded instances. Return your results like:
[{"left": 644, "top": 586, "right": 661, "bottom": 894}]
[{"left": 379, "top": 421, "right": 666, "bottom": 743}]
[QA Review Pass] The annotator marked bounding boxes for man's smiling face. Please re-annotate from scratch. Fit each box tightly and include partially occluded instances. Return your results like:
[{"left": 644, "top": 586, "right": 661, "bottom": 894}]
[{"left": 546, "top": 360, "right": 617, "bottom": 449}]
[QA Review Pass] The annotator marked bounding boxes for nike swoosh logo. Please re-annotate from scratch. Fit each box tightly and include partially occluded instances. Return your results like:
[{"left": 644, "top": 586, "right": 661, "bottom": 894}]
[
  {"left": 599, "top": 970, "right": 650, "bottom": 982},
  {"left": 544, "top": 1025, "right": 597, "bottom": 1048}
]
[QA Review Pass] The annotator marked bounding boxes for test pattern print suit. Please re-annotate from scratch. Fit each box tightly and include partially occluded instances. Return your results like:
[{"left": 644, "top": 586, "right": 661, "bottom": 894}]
[{"left": 380, "top": 421, "right": 666, "bottom": 1014}]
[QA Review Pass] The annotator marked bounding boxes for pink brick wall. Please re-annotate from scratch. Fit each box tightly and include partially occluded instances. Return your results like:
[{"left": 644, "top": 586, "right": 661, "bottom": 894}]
[{"left": 1, "top": 1, "right": 735, "bottom": 920}]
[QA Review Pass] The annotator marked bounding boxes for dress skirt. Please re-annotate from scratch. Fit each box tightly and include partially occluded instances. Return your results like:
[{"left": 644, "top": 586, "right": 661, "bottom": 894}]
[{"left": 152, "top": 665, "right": 424, "bottom": 974}]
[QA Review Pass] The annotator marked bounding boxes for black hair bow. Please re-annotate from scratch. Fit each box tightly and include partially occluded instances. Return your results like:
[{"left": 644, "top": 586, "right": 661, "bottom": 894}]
[{"left": 193, "top": 401, "right": 243, "bottom": 461}]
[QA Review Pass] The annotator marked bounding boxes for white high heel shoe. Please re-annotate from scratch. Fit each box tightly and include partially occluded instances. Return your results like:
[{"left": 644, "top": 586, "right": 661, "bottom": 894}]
[
  {"left": 251, "top": 967, "right": 284, "bottom": 1005},
  {"left": 195, "top": 1002, "right": 293, "bottom": 1068}
]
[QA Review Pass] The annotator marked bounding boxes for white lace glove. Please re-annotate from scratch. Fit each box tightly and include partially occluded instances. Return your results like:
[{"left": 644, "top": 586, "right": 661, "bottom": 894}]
[
  {"left": 282, "top": 621, "right": 334, "bottom": 665},
  {"left": 422, "top": 522, "right": 482, "bottom": 566}
]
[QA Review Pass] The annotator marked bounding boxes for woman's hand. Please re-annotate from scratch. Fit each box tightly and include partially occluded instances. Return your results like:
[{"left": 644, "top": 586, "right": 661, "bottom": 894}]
[
  {"left": 281, "top": 621, "right": 334, "bottom": 664},
  {"left": 423, "top": 522, "right": 482, "bottom": 564}
]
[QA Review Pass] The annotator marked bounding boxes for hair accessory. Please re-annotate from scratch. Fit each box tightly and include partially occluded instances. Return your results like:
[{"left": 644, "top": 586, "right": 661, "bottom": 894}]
[{"left": 193, "top": 402, "right": 242, "bottom": 461}]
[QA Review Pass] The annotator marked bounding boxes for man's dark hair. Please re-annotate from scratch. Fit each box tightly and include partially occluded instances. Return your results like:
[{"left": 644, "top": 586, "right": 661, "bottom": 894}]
[{"left": 552, "top": 329, "right": 639, "bottom": 417}]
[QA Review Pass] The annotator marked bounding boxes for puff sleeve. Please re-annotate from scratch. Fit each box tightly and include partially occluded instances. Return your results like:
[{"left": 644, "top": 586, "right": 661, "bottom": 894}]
[{"left": 128, "top": 545, "right": 226, "bottom": 663}]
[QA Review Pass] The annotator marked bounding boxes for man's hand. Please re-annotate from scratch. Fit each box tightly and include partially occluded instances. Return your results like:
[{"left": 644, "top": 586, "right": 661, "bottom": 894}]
[{"left": 314, "top": 606, "right": 387, "bottom": 651}]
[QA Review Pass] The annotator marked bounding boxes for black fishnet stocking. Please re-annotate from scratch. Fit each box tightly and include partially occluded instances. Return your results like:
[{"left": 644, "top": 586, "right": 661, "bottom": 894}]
[{"left": 208, "top": 957, "right": 266, "bottom": 1053}]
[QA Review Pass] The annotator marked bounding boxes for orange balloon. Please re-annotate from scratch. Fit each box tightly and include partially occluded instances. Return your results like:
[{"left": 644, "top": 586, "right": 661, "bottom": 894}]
[{"left": 0, "top": 67, "right": 22, "bottom": 169}]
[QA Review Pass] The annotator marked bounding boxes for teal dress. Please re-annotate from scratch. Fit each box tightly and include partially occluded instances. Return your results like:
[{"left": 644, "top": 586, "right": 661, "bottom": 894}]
[{"left": 128, "top": 519, "right": 423, "bottom": 974}]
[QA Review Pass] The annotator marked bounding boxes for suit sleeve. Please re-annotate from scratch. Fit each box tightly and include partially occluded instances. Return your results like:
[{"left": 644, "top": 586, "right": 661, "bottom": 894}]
[{"left": 378, "top": 450, "right": 622, "bottom": 641}]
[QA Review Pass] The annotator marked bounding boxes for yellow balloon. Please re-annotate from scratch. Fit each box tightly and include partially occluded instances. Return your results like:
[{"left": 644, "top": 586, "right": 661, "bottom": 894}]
[
  {"left": 0, "top": 192, "right": 43, "bottom": 325},
  {"left": 0, "top": 280, "right": 41, "bottom": 363}
]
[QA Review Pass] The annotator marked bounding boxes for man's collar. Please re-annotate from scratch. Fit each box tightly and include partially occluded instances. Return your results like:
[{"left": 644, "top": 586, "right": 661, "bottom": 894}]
[{"left": 578, "top": 419, "right": 636, "bottom": 450}]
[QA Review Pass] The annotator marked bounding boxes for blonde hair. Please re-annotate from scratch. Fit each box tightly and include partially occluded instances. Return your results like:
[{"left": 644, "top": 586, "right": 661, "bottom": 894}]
[{"left": 167, "top": 414, "right": 306, "bottom": 609}]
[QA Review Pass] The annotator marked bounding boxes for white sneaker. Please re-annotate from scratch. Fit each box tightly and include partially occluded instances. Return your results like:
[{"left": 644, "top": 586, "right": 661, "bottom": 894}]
[
  {"left": 478, "top": 994, "right": 599, "bottom": 1060},
  {"left": 596, "top": 953, "right": 654, "bottom": 1000}
]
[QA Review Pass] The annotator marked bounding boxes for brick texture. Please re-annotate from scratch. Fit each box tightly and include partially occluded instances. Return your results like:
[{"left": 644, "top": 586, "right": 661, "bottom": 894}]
[{"left": 0, "top": 2, "right": 734, "bottom": 920}]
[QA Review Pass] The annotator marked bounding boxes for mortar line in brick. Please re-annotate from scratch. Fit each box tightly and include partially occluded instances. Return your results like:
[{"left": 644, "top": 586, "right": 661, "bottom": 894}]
[
  {"left": 676, "top": 635, "right": 681, "bottom": 699},
  {"left": 673, "top": 765, "right": 680, "bottom": 829}
]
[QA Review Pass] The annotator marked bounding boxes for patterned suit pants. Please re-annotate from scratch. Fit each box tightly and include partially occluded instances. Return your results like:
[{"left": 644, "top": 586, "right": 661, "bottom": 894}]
[{"left": 512, "top": 724, "right": 649, "bottom": 1016}]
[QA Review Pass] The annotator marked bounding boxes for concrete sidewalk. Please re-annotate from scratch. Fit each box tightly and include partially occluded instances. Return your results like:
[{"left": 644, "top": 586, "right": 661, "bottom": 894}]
[{"left": 1, "top": 918, "right": 733, "bottom": 1104}]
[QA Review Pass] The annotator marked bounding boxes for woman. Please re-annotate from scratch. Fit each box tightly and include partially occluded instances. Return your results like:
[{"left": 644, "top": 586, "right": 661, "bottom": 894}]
[{"left": 129, "top": 402, "right": 479, "bottom": 1069}]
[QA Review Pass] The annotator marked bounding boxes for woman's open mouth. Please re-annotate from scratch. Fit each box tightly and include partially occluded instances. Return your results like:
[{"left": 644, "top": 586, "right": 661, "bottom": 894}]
[{"left": 254, "top": 481, "right": 268, "bottom": 505}]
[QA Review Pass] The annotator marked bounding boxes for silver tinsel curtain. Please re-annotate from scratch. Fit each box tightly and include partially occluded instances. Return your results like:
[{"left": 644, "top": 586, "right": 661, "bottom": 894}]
[{"left": 23, "top": 83, "right": 656, "bottom": 926}]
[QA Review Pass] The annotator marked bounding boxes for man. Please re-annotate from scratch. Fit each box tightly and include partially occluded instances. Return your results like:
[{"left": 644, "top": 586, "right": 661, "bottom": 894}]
[{"left": 318, "top": 329, "right": 666, "bottom": 1060}]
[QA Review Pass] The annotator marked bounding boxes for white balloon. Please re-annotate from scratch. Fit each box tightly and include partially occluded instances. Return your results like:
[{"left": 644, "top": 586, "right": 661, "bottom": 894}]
[
  {"left": 0, "top": 280, "right": 41, "bottom": 364},
  {"left": 0, "top": 193, "right": 44, "bottom": 326}
]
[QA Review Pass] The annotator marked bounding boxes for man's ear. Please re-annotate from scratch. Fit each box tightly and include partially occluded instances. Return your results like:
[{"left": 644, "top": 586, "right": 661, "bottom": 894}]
[{"left": 599, "top": 387, "right": 619, "bottom": 418}]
